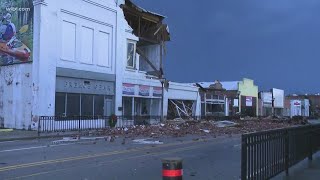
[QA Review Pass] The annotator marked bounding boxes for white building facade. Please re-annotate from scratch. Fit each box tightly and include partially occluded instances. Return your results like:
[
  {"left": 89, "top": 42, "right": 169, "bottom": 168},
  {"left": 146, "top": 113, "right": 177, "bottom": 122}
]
[{"left": 0, "top": 0, "right": 200, "bottom": 129}]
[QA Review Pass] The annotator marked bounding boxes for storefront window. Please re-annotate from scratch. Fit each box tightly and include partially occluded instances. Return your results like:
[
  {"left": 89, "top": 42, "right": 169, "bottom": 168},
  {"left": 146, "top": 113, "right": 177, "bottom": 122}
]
[
  {"left": 123, "top": 97, "right": 133, "bottom": 117},
  {"left": 55, "top": 93, "right": 114, "bottom": 116},
  {"left": 81, "top": 94, "right": 94, "bottom": 116},
  {"left": 55, "top": 93, "right": 66, "bottom": 116},
  {"left": 94, "top": 95, "right": 104, "bottom": 116},
  {"left": 135, "top": 98, "right": 151, "bottom": 116},
  {"left": 67, "top": 93, "right": 80, "bottom": 116},
  {"left": 150, "top": 99, "right": 160, "bottom": 116}
]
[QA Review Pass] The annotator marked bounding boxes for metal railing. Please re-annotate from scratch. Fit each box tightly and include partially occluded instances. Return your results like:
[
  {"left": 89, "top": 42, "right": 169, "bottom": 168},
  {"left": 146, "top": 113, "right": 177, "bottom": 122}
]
[
  {"left": 241, "top": 124, "right": 320, "bottom": 180},
  {"left": 38, "top": 115, "right": 162, "bottom": 133},
  {"left": 37, "top": 115, "right": 244, "bottom": 133}
]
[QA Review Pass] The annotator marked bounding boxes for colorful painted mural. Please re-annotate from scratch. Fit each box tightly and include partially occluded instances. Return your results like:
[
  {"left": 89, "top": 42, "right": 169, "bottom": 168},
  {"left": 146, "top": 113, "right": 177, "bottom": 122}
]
[{"left": 0, "top": 0, "right": 33, "bottom": 66}]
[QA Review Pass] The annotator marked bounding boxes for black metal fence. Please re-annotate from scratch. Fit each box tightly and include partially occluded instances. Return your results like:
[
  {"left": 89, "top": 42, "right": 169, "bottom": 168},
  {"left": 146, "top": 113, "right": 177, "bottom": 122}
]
[
  {"left": 38, "top": 116, "right": 162, "bottom": 133},
  {"left": 241, "top": 124, "right": 320, "bottom": 180},
  {"left": 38, "top": 115, "right": 246, "bottom": 133}
]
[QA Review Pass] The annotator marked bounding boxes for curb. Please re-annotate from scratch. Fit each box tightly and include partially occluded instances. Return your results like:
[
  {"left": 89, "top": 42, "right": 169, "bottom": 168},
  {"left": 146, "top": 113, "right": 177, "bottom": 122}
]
[
  {"left": 0, "top": 133, "right": 80, "bottom": 142},
  {"left": 0, "top": 129, "right": 13, "bottom": 132}
]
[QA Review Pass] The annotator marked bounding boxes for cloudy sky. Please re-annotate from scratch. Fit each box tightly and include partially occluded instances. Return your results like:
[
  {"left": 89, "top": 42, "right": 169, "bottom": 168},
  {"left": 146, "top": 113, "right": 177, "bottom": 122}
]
[{"left": 134, "top": 0, "right": 320, "bottom": 94}]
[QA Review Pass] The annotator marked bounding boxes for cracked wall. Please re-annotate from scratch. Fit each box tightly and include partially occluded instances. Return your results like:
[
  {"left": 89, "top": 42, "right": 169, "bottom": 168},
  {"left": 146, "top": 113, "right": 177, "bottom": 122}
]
[{"left": 0, "top": 64, "right": 33, "bottom": 129}]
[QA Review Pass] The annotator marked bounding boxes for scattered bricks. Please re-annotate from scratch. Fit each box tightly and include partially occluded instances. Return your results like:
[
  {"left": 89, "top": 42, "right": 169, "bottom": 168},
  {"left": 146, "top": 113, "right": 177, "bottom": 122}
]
[{"left": 88, "top": 118, "right": 299, "bottom": 138}]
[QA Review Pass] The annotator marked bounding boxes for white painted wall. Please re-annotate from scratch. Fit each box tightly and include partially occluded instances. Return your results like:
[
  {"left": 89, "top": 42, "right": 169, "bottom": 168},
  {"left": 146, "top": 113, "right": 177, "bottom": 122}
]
[
  {"left": 0, "top": 0, "right": 126, "bottom": 129},
  {"left": 33, "top": 0, "right": 123, "bottom": 118},
  {"left": 0, "top": 64, "right": 33, "bottom": 129},
  {"left": 44, "top": 0, "right": 118, "bottom": 74},
  {"left": 1, "top": 0, "right": 203, "bottom": 128}
]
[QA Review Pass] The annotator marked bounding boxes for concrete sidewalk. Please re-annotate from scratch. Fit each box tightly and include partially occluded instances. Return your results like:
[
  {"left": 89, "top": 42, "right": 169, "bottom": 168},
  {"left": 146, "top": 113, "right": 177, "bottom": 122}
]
[
  {"left": 0, "top": 129, "right": 81, "bottom": 141},
  {"left": 273, "top": 152, "right": 320, "bottom": 180}
]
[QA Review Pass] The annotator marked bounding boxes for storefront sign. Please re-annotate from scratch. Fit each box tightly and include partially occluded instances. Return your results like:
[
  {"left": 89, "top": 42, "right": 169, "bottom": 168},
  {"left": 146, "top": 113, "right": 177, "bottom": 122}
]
[
  {"left": 233, "top": 99, "right": 239, "bottom": 107},
  {"left": 0, "top": 0, "right": 33, "bottom": 66},
  {"left": 293, "top": 100, "right": 301, "bottom": 106},
  {"left": 272, "top": 88, "right": 284, "bottom": 108},
  {"left": 139, "top": 85, "right": 150, "bottom": 96},
  {"left": 123, "top": 83, "right": 135, "bottom": 95},
  {"left": 153, "top": 87, "right": 162, "bottom": 97},
  {"left": 246, "top": 96, "right": 253, "bottom": 107},
  {"left": 56, "top": 77, "right": 114, "bottom": 95}
]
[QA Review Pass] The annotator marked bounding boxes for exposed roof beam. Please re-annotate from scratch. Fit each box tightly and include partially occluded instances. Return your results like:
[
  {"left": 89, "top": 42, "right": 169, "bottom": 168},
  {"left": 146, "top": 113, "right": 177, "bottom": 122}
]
[{"left": 136, "top": 47, "right": 162, "bottom": 78}]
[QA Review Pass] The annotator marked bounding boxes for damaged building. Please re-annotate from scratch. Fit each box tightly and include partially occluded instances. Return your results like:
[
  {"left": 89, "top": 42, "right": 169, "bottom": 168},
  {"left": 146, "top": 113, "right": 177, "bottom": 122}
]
[
  {"left": 259, "top": 88, "right": 285, "bottom": 117},
  {"left": 121, "top": 0, "right": 201, "bottom": 122},
  {"left": 0, "top": 0, "right": 200, "bottom": 129},
  {"left": 196, "top": 78, "right": 259, "bottom": 117}
]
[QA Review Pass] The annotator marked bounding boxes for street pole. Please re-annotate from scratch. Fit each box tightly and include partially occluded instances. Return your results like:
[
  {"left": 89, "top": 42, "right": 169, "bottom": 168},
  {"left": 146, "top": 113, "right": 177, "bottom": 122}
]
[
  {"left": 161, "top": 80, "right": 164, "bottom": 122},
  {"left": 160, "top": 41, "right": 164, "bottom": 122},
  {"left": 271, "top": 89, "right": 275, "bottom": 117}
]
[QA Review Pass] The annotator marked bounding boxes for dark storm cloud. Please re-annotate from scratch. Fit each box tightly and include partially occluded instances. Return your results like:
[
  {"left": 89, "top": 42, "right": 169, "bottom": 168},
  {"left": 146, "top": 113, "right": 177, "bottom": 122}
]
[{"left": 134, "top": 0, "right": 320, "bottom": 94}]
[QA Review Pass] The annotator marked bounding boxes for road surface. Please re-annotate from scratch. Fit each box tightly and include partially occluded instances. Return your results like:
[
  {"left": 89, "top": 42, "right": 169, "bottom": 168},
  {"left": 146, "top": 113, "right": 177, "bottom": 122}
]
[{"left": 0, "top": 135, "right": 241, "bottom": 180}]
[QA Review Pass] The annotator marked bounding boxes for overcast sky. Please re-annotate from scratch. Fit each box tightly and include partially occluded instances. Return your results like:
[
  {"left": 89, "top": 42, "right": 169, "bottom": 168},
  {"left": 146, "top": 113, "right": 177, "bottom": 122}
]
[{"left": 134, "top": 0, "right": 320, "bottom": 94}]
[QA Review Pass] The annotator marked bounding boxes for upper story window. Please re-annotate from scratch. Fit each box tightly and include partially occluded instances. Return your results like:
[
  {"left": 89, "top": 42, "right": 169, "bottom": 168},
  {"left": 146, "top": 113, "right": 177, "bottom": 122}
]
[{"left": 127, "top": 41, "right": 136, "bottom": 69}]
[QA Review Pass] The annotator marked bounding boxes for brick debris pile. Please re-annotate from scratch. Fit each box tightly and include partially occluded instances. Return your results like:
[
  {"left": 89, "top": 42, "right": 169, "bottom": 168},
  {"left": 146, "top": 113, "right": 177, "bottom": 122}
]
[{"left": 94, "top": 117, "right": 307, "bottom": 138}]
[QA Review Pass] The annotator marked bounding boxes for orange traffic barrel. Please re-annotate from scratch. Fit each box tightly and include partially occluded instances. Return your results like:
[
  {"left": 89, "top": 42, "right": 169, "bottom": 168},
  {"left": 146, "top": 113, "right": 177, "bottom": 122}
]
[{"left": 162, "top": 157, "right": 183, "bottom": 180}]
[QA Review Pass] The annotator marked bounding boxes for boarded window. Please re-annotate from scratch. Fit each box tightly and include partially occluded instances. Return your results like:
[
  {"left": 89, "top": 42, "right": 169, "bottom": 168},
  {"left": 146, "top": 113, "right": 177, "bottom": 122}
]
[
  {"left": 80, "top": 26, "right": 94, "bottom": 64},
  {"left": 61, "top": 20, "right": 76, "bottom": 61},
  {"left": 97, "top": 31, "right": 110, "bottom": 67}
]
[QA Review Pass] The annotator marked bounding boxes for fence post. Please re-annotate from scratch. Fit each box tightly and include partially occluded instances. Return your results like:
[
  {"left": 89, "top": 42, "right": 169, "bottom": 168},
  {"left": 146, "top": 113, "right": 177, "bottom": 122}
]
[
  {"left": 285, "top": 129, "right": 289, "bottom": 176},
  {"left": 37, "top": 116, "right": 40, "bottom": 137},
  {"left": 78, "top": 116, "right": 81, "bottom": 133},
  {"left": 241, "top": 134, "right": 247, "bottom": 180},
  {"left": 308, "top": 126, "right": 313, "bottom": 161}
]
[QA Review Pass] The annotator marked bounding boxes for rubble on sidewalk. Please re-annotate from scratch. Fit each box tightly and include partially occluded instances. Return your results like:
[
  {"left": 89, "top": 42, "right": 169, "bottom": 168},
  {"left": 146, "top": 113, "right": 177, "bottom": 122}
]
[
  {"left": 92, "top": 117, "right": 308, "bottom": 138},
  {"left": 132, "top": 139, "right": 163, "bottom": 145},
  {"left": 213, "top": 120, "right": 238, "bottom": 128}
]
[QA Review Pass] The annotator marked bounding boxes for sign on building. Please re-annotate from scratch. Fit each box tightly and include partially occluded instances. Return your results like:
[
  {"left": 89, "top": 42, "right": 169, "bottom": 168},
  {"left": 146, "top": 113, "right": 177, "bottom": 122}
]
[
  {"left": 123, "top": 83, "right": 135, "bottom": 95},
  {"left": 139, "top": 85, "right": 150, "bottom": 96},
  {"left": 246, "top": 96, "right": 253, "bottom": 107},
  {"left": 233, "top": 99, "right": 239, "bottom": 107},
  {"left": 56, "top": 77, "right": 114, "bottom": 95},
  {"left": 0, "top": 0, "right": 33, "bottom": 66},
  {"left": 261, "top": 92, "right": 272, "bottom": 107},
  {"left": 153, "top": 87, "right": 162, "bottom": 97},
  {"left": 272, "top": 88, "right": 284, "bottom": 108}
]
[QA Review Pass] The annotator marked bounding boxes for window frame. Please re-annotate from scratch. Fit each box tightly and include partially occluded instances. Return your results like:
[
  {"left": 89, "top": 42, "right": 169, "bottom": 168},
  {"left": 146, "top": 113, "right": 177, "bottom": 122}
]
[{"left": 126, "top": 40, "right": 137, "bottom": 69}]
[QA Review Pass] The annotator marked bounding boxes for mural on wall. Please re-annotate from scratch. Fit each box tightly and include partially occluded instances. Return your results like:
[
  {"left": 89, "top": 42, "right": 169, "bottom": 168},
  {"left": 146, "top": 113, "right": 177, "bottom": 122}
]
[{"left": 0, "top": 0, "right": 33, "bottom": 66}]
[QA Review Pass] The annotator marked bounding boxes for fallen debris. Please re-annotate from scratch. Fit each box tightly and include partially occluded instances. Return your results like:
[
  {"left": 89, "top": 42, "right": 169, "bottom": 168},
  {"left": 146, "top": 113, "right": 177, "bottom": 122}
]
[
  {"left": 132, "top": 139, "right": 164, "bottom": 145},
  {"left": 200, "top": 129, "right": 210, "bottom": 133},
  {"left": 214, "top": 120, "right": 238, "bottom": 128},
  {"left": 91, "top": 117, "right": 305, "bottom": 138}
]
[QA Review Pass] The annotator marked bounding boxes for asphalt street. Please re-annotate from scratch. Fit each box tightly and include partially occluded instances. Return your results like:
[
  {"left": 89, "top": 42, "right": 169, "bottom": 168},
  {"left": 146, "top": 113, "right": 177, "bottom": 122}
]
[{"left": 0, "top": 135, "right": 241, "bottom": 180}]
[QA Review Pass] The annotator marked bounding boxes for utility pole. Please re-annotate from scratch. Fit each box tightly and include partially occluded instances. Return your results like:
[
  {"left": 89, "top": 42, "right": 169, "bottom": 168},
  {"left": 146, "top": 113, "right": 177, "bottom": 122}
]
[
  {"left": 271, "top": 89, "right": 275, "bottom": 117},
  {"left": 160, "top": 41, "right": 164, "bottom": 122}
]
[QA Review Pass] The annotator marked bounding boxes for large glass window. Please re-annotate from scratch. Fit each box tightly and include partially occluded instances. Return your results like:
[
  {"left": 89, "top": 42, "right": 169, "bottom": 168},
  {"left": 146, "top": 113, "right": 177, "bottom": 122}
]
[
  {"left": 135, "top": 98, "right": 151, "bottom": 116},
  {"left": 81, "top": 94, "right": 93, "bottom": 116},
  {"left": 123, "top": 97, "right": 133, "bottom": 117},
  {"left": 55, "top": 93, "right": 114, "bottom": 116},
  {"left": 55, "top": 93, "right": 66, "bottom": 116},
  {"left": 127, "top": 41, "right": 136, "bottom": 68},
  {"left": 94, "top": 95, "right": 105, "bottom": 116},
  {"left": 150, "top": 99, "right": 160, "bottom": 116},
  {"left": 67, "top": 93, "right": 80, "bottom": 116}
]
